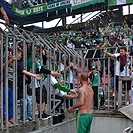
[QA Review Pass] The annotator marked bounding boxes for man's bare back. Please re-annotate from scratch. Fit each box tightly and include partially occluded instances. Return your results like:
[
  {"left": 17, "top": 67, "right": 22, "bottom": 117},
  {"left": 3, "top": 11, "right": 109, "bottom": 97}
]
[
  {"left": 68, "top": 72, "right": 94, "bottom": 114},
  {"left": 78, "top": 84, "right": 93, "bottom": 114}
]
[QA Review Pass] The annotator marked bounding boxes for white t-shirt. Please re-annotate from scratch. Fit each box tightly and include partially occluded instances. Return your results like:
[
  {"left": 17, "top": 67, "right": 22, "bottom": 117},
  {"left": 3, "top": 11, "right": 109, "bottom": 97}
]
[
  {"left": 43, "top": 75, "right": 65, "bottom": 97},
  {"left": 114, "top": 53, "right": 129, "bottom": 76},
  {"left": 60, "top": 63, "right": 65, "bottom": 72},
  {"left": 67, "top": 40, "right": 75, "bottom": 49}
]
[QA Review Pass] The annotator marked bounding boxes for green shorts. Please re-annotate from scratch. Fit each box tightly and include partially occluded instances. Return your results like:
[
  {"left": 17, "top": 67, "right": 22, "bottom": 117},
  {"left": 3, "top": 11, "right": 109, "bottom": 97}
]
[{"left": 76, "top": 113, "right": 93, "bottom": 133}]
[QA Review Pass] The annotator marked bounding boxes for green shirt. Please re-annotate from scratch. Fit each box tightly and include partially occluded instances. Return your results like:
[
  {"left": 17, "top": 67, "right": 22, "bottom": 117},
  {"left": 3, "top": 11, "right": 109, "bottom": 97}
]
[{"left": 92, "top": 72, "right": 99, "bottom": 86}]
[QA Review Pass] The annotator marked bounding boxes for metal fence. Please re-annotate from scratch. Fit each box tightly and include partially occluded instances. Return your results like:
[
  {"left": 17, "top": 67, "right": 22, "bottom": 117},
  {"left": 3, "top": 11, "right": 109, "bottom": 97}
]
[
  {"left": 0, "top": 22, "right": 83, "bottom": 130},
  {"left": 0, "top": 22, "right": 133, "bottom": 131}
]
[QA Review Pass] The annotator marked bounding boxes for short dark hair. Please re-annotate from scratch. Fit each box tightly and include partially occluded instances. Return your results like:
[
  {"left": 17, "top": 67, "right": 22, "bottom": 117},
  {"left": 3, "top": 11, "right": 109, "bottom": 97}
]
[{"left": 120, "top": 46, "right": 127, "bottom": 52}]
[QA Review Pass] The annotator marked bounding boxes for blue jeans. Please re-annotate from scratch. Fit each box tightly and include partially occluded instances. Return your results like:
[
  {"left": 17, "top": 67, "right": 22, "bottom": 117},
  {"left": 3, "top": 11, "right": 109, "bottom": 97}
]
[
  {"left": 3, "top": 86, "right": 13, "bottom": 120},
  {"left": 20, "top": 96, "right": 32, "bottom": 120},
  {"left": 110, "top": 77, "right": 114, "bottom": 88}
]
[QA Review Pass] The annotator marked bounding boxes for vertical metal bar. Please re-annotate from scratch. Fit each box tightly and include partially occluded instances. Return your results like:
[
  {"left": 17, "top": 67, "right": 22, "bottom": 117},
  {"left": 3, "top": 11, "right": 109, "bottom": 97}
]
[
  {"left": 5, "top": 36, "right": 9, "bottom": 128},
  {"left": 32, "top": 42, "right": 36, "bottom": 120},
  {"left": 73, "top": 56, "right": 76, "bottom": 89},
  {"left": 86, "top": 59, "right": 89, "bottom": 73},
  {"left": 67, "top": 54, "right": 71, "bottom": 108},
  {"left": 107, "top": 57, "right": 110, "bottom": 109},
  {"left": 68, "top": 54, "right": 71, "bottom": 88},
  {"left": 13, "top": 37, "right": 16, "bottom": 125},
  {"left": 25, "top": 42, "right": 28, "bottom": 119},
  {"left": 77, "top": 57, "right": 80, "bottom": 90},
  {"left": 103, "top": 58, "right": 106, "bottom": 108},
  {"left": 47, "top": 48, "right": 51, "bottom": 115},
  {"left": 97, "top": 71, "right": 100, "bottom": 109},
  {"left": 15, "top": 38, "right": 18, "bottom": 124},
  {"left": 118, "top": 57, "right": 122, "bottom": 108},
  {"left": 0, "top": 34, "right": 4, "bottom": 129},
  {"left": 114, "top": 59, "right": 116, "bottom": 109},
  {"left": 23, "top": 40, "right": 26, "bottom": 122},
  {"left": 40, "top": 45, "right": 42, "bottom": 119},
  {"left": 53, "top": 49, "right": 56, "bottom": 115},
  {"left": 81, "top": 58, "right": 85, "bottom": 73}
]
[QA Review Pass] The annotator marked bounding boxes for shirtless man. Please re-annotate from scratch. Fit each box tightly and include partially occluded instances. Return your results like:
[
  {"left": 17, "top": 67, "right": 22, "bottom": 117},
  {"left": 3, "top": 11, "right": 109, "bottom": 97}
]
[{"left": 68, "top": 72, "right": 93, "bottom": 133}]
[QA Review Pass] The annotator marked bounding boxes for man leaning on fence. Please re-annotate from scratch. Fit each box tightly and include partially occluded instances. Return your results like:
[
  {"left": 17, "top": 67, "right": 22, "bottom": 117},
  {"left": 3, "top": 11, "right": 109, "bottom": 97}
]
[{"left": 104, "top": 46, "right": 131, "bottom": 109}]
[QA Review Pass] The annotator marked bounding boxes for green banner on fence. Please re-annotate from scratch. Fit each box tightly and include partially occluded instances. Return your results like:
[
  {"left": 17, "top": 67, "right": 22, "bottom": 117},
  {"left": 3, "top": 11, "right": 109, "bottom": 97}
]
[
  {"left": 71, "top": 0, "right": 105, "bottom": 10},
  {"left": 108, "top": 0, "right": 133, "bottom": 6},
  {"left": 12, "top": 4, "right": 47, "bottom": 17}
]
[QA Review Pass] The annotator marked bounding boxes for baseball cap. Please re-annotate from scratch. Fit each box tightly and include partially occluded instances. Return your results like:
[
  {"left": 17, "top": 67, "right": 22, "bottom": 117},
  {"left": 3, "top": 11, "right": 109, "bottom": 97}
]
[{"left": 91, "top": 66, "right": 96, "bottom": 70}]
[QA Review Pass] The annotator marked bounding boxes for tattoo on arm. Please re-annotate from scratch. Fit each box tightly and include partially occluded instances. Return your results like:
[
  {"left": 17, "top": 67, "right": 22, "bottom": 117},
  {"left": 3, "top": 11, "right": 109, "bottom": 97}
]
[{"left": 78, "top": 89, "right": 82, "bottom": 97}]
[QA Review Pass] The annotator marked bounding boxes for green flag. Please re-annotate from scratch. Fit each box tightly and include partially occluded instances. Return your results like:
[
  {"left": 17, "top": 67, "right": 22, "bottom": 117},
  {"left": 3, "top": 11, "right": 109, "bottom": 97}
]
[{"left": 108, "top": 0, "right": 133, "bottom": 6}]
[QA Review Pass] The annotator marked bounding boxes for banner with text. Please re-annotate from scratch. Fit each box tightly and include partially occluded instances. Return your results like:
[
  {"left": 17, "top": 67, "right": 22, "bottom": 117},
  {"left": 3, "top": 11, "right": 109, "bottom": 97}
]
[
  {"left": 108, "top": 0, "right": 133, "bottom": 6},
  {"left": 71, "top": 0, "right": 105, "bottom": 10},
  {"left": 47, "top": 0, "right": 71, "bottom": 12},
  {"left": 12, "top": 4, "right": 47, "bottom": 17}
]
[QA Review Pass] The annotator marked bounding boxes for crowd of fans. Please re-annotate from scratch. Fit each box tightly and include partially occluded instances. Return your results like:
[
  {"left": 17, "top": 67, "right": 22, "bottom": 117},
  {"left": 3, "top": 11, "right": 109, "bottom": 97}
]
[
  {"left": 22, "top": 0, "right": 58, "bottom": 8},
  {"left": 43, "top": 19, "right": 133, "bottom": 110},
  {"left": 22, "top": 0, "right": 47, "bottom": 8},
  {"left": 1, "top": 14, "right": 133, "bottom": 126}
]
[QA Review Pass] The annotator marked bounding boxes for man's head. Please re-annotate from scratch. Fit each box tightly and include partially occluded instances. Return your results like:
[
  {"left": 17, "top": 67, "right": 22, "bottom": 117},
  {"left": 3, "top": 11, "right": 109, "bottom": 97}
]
[
  {"left": 120, "top": 46, "right": 127, "bottom": 55},
  {"left": 62, "top": 54, "right": 68, "bottom": 62},
  {"left": 80, "top": 72, "right": 88, "bottom": 82},
  {"left": 17, "top": 48, "right": 23, "bottom": 60}
]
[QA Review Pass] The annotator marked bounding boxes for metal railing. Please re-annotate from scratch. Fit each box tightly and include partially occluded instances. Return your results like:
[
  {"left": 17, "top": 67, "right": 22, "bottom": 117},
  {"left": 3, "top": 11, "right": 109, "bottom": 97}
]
[
  {"left": 0, "top": 22, "right": 133, "bottom": 131},
  {"left": 0, "top": 22, "right": 82, "bottom": 131}
]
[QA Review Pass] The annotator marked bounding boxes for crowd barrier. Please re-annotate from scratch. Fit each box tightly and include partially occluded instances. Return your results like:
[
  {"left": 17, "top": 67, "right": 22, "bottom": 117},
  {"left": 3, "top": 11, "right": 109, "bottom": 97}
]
[{"left": 0, "top": 22, "right": 132, "bottom": 131}]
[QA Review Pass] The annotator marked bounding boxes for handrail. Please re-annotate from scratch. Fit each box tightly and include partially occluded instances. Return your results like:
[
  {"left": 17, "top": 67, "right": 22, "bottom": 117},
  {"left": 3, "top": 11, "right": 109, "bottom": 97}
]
[{"left": 122, "top": 127, "right": 131, "bottom": 133}]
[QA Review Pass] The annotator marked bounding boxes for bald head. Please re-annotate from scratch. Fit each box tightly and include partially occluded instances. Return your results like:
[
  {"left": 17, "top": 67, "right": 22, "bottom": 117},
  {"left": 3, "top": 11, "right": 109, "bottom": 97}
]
[{"left": 80, "top": 73, "right": 88, "bottom": 82}]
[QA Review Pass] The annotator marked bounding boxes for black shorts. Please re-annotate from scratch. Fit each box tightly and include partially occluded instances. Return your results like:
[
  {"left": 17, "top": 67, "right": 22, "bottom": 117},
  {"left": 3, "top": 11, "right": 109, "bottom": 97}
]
[
  {"left": 36, "top": 85, "right": 47, "bottom": 104},
  {"left": 115, "top": 76, "right": 131, "bottom": 92}
]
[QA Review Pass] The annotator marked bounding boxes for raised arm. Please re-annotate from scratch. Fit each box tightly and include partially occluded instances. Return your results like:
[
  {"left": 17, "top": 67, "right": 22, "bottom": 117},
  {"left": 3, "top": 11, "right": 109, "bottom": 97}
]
[
  {"left": 0, "top": 6, "right": 9, "bottom": 25},
  {"left": 104, "top": 48, "right": 115, "bottom": 57}
]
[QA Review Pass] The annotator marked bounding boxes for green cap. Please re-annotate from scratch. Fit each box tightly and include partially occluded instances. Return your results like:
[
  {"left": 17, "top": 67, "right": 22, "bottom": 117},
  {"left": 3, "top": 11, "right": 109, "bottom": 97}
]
[{"left": 91, "top": 66, "right": 96, "bottom": 70}]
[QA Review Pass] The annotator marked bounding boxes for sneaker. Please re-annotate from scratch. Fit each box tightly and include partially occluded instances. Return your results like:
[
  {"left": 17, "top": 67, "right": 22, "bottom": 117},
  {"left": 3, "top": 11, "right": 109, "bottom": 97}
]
[
  {"left": 94, "top": 106, "right": 98, "bottom": 110},
  {"left": 99, "top": 105, "right": 105, "bottom": 110},
  {"left": 27, "top": 117, "right": 33, "bottom": 121},
  {"left": 9, "top": 119, "right": 14, "bottom": 124},
  {"left": 38, "top": 112, "right": 52, "bottom": 119},
  {"left": 42, "top": 113, "right": 47, "bottom": 119},
  {"left": 42, "top": 113, "right": 51, "bottom": 119},
  {"left": 20, "top": 119, "right": 29, "bottom": 123},
  {"left": 38, "top": 112, "right": 48, "bottom": 119},
  {"left": 4, "top": 121, "right": 12, "bottom": 125},
  {"left": 46, "top": 114, "right": 52, "bottom": 119}
]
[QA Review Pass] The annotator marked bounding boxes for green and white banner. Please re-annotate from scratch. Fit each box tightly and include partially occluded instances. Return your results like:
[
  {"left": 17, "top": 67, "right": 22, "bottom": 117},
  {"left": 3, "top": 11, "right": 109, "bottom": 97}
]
[
  {"left": 12, "top": 4, "right": 47, "bottom": 17},
  {"left": 71, "top": 0, "right": 105, "bottom": 10},
  {"left": 108, "top": 0, "right": 133, "bottom": 6},
  {"left": 47, "top": 0, "right": 71, "bottom": 12}
]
